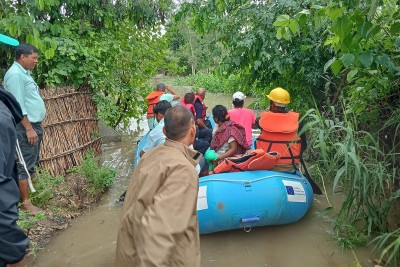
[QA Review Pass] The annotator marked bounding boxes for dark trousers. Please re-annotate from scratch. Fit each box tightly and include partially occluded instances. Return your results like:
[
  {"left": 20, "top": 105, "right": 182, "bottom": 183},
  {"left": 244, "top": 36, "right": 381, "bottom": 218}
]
[{"left": 197, "top": 127, "right": 212, "bottom": 144}]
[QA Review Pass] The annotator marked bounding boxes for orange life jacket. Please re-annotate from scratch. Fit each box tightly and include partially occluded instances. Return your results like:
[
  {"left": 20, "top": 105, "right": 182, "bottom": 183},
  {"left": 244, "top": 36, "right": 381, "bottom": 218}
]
[
  {"left": 256, "top": 111, "right": 302, "bottom": 167},
  {"left": 146, "top": 91, "right": 164, "bottom": 118},
  {"left": 180, "top": 99, "right": 196, "bottom": 118},
  {"left": 194, "top": 94, "right": 207, "bottom": 121},
  {"left": 211, "top": 149, "right": 280, "bottom": 174}
]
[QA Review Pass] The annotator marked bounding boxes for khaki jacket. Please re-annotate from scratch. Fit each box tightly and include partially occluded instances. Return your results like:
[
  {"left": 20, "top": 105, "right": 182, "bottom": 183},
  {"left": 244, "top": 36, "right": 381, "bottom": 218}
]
[{"left": 116, "top": 139, "right": 202, "bottom": 267}]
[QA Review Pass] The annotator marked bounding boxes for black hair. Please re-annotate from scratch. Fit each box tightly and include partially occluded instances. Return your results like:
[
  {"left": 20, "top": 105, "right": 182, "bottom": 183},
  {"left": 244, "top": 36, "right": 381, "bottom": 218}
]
[
  {"left": 164, "top": 106, "right": 194, "bottom": 141},
  {"left": 232, "top": 99, "right": 244, "bottom": 108},
  {"left": 153, "top": 100, "right": 172, "bottom": 115},
  {"left": 184, "top": 92, "right": 195, "bottom": 104},
  {"left": 270, "top": 100, "right": 288, "bottom": 113},
  {"left": 212, "top": 105, "right": 230, "bottom": 122},
  {"left": 15, "top": 44, "right": 38, "bottom": 60},
  {"left": 156, "top": 83, "right": 166, "bottom": 91}
]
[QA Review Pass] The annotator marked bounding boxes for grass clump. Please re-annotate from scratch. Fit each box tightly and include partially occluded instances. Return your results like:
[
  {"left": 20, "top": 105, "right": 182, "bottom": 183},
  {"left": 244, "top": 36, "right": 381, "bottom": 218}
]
[
  {"left": 31, "top": 169, "right": 63, "bottom": 208},
  {"left": 70, "top": 150, "right": 116, "bottom": 196},
  {"left": 17, "top": 211, "right": 46, "bottom": 231}
]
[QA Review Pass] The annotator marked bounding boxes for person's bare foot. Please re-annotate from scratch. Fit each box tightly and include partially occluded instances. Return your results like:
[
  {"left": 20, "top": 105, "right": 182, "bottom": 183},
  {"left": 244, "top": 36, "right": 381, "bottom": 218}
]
[{"left": 20, "top": 201, "right": 40, "bottom": 215}]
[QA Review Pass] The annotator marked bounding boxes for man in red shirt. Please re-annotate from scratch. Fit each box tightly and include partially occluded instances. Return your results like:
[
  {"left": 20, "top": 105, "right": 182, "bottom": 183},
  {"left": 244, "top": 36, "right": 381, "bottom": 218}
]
[{"left": 228, "top": 91, "right": 257, "bottom": 147}]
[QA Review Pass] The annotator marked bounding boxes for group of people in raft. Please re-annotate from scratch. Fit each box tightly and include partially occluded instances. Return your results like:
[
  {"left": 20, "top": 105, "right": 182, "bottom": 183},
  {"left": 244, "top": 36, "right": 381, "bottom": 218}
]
[{"left": 143, "top": 83, "right": 306, "bottom": 176}]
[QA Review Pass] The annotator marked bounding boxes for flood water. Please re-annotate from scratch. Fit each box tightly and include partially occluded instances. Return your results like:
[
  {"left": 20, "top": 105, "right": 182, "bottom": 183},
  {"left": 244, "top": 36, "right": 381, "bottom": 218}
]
[{"left": 32, "top": 87, "right": 375, "bottom": 266}]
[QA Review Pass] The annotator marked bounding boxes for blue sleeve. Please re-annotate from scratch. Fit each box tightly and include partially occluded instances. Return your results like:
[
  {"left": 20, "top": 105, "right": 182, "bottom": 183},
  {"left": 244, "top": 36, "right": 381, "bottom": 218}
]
[
  {"left": 142, "top": 136, "right": 155, "bottom": 153},
  {"left": 152, "top": 135, "right": 166, "bottom": 147},
  {"left": 160, "top": 94, "right": 174, "bottom": 103},
  {"left": 194, "top": 102, "right": 203, "bottom": 120},
  {"left": 4, "top": 73, "right": 27, "bottom": 116}
]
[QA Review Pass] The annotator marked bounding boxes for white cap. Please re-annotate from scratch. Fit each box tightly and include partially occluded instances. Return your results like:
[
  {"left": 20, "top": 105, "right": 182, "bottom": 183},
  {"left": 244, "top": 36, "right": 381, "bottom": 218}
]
[{"left": 232, "top": 91, "right": 246, "bottom": 101}]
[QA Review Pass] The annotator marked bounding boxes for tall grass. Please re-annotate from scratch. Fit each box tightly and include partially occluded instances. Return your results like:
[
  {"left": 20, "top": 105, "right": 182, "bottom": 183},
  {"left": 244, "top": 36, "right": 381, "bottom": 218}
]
[
  {"left": 300, "top": 104, "right": 400, "bottom": 260},
  {"left": 373, "top": 228, "right": 400, "bottom": 266}
]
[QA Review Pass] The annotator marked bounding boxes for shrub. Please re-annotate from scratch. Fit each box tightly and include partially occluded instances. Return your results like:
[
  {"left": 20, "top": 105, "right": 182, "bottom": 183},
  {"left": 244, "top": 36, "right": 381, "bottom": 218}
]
[
  {"left": 31, "top": 169, "right": 63, "bottom": 208},
  {"left": 302, "top": 106, "right": 399, "bottom": 233},
  {"left": 70, "top": 150, "right": 116, "bottom": 196},
  {"left": 173, "top": 73, "right": 243, "bottom": 94},
  {"left": 17, "top": 211, "right": 46, "bottom": 231}
]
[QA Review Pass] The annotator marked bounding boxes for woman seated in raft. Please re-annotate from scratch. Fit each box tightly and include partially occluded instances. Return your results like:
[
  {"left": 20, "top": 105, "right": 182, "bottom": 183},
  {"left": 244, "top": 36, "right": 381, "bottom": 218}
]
[{"left": 210, "top": 105, "right": 250, "bottom": 165}]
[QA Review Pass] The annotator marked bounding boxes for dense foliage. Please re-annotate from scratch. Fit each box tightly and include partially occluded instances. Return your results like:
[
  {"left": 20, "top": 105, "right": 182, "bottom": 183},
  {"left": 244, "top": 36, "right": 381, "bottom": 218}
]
[
  {"left": 174, "top": 0, "right": 400, "bottom": 264},
  {"left": 0, "top": 0, "right": 173, "bottom": 127}
]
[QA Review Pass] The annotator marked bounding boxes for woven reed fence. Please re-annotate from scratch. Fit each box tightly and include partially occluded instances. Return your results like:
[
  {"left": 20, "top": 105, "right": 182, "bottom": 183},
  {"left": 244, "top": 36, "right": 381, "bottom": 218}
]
[{"left": 39, "top": 87, "right": 101, "bottom": 176}]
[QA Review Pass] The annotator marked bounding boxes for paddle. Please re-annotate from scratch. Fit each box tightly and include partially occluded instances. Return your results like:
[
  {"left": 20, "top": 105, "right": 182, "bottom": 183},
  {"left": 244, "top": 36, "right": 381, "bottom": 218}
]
[
  {"left": 0, "top": 34, "right": 19, "bottom": 46},
  {"left": 300, "top": 158, "right": 322, "bottom": 195}
]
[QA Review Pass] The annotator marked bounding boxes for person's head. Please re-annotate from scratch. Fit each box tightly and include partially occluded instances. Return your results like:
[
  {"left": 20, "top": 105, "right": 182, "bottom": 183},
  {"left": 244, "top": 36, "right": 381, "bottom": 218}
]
[
  {"left": 196, "top": 87, "right": 206, "bottom": 100},
  {"left": 163, "top": 106, "right": 196, "bottom": 145},
  {"left": 156, "top": 83, "right": 166, "bottom": 92},
  {"left": 153, "top": 100, "right": 172, "bottom": 122},
  {"left": 184, "top": 92, "right": 195, "bottom": 104},
  {"left": 232, "top": 91, "right": 246, "bottom": 108},
  {"left": 212, "top": 105, "right": 230, "bottom": 125},
  {"left": 15, "top": 44, "right": 38, "bottom": 71},
  {"left": 267, "top": 87, "right": 290, "bottom": 112}
]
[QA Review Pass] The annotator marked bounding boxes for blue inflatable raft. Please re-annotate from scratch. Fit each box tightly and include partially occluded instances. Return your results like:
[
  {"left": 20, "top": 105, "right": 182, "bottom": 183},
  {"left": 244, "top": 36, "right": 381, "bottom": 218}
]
[{"left": 134, "top": 131, "right": 314, "bottom": 235}]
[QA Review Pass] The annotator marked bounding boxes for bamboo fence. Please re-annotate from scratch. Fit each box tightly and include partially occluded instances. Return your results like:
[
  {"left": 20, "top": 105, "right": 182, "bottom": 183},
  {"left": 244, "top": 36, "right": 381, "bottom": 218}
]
[{"left": 39, "top": 87, "right": 101, "bottom": 176}]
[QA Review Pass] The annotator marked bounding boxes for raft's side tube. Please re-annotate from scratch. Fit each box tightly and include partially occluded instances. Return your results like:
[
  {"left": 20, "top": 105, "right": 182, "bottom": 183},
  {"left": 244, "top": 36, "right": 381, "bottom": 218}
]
[{"left": 197, "top": 170, "right": 314, "bottom": 234}]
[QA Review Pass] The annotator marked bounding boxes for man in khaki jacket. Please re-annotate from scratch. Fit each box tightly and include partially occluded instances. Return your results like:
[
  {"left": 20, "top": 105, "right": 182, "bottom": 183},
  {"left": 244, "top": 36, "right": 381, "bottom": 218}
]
[{"left": 116, "top": 106, "right": 202, "bottom": 267}]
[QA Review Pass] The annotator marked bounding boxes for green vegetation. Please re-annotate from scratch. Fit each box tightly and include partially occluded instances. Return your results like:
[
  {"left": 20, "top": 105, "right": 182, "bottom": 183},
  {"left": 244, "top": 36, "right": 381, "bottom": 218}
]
[
  {"left": 0, "top": 0, "right": 174, "bottom": 128},
  {"left": 173, "top": 0, "right": 399, "bottom": 264},
  {"left": 373, "top": 229, "right": 400, "bottom": 267},
  {"left": 31, "top": 169, "right": 63, "bottom": 208},
  {"left": 17, "top": 211, "right": 46, "bottom": 231},
  {"left": 173, "top": 73, "right": 241, "bottom": 94},
  {"left": 70, "top": 151, "right": 116, "bottom": 196},
  {"left": 2, "top": 0, "right": 399, "bottom": 264}
]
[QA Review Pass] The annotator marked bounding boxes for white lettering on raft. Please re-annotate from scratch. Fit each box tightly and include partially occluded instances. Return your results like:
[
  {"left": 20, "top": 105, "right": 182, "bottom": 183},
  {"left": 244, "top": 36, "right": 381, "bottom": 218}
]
[{"left": 197, "top": 186, "right": 208, "bottom": 210}]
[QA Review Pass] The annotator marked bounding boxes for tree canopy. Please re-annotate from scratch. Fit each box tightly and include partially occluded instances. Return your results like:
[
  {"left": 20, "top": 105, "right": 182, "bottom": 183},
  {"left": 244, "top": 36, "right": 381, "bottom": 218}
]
[{"left": 0, "top": 0, "right": 174, "bottom": 127}]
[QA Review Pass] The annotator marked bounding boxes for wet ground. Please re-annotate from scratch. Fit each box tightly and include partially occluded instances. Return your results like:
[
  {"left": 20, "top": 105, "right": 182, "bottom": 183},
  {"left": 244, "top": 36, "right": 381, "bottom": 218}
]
[{"left": 32, "top": 87, "right": 376, "bottom": 266}]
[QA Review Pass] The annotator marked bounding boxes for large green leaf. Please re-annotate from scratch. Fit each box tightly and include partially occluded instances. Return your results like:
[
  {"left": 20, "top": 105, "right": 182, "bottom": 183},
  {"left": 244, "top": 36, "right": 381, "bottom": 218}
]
[
  {"left": 289, "top": 19, "right": 300, "bottom": 35},
  {"left": 331, "top": 59, "right": 342, "bottom": 75},
  {"left": 341, "top": 53, "right": 355, "bottom": 68},
  {"left": 324, "top": 57, "right": 336, "bottom": 73},
  {"left": 357, "top": 21, "right": 373, "bottom": 39},
  {"left": 375, "top": 54, "right": 395, "bottom": 70},
  {"left": 347, "top": 69, "right": 358, "bottom": 82},
  {"left": 273, "top": 15, "right": 290, "bottom": 27},
  {"left": 358, "top": 52, "right": 374, "bottom": 68},
  {"left": 332, "top": 16, "right": 353, "bottom": 39}
]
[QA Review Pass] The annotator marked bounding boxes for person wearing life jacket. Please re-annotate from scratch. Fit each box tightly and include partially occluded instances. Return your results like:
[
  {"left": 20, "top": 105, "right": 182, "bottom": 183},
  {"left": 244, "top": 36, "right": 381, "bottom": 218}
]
[
  {"left": 255, "top": 87, "right": 307, "bottom": 172},
  {"left": 211, "top": 149, "right": 280, "bottom": 174},
  {"left": 193, "top": 88, "right": 212, "bottom": 147},
  {"left": 181, "top": 92, "right": 211, "bottom": 155},
  {"left": 146, "top": 83, "right": 179, "bottom": 129}
]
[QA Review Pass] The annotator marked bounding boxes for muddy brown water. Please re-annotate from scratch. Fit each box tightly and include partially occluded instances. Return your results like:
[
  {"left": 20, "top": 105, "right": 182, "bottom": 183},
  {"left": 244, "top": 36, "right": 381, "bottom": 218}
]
[{"left": 33, "top": 88, "right": 375, "bottom": 266}]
